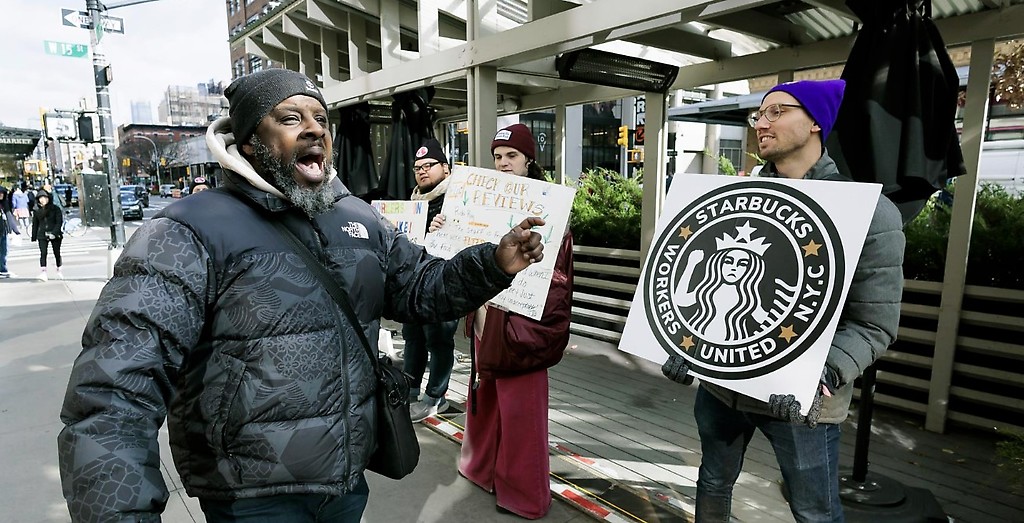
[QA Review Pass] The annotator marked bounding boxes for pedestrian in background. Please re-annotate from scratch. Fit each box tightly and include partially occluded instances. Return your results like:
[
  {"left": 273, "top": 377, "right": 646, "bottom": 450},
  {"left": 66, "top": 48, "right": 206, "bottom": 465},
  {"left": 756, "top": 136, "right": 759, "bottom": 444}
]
[
  {"left": 403, "top": 137, "right": 459, "bottom": 421},
  {"left": 661, "top": 79, "right": 904, "bottom": 522},
  {"left": 0, "top": 186, "right": 20, "bottom": 278},
  {"left": 456, "top": 123, "right": 575, "bottom": 519},
  {"left": 12, "top": 185, "right": 29, "bottom": 233},
  {"left": 30, "top": 191, "right": 64, "bottom": 281},
  {"left": 57, "top": 68, "right": 547, "bottom": 523}
]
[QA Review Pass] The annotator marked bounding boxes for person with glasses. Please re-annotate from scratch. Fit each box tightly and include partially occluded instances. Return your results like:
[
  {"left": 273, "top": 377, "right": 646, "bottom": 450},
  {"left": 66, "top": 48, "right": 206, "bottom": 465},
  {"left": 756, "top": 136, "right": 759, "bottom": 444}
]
[
  {"left": 662, "top": 79, "right": 905, "bottom": 522},
  {"left": 403, "top": 137, "right": 460, "bottom": 422}
]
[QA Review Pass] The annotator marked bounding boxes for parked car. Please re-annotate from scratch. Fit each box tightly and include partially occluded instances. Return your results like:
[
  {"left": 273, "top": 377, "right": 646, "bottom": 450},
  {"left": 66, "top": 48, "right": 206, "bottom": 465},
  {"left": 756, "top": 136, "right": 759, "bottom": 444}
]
[
  {"left": 52, "top": 184, "right": 78, "bottom": 206},
  {"left": 120, "top": 184, "right": 150, "bottom": 208},
  {"left": 120, "top": 192, "right": 144, "bottom": 220},
  {"left": 159, "top": 184, "right": 176, "bottom": 198}
]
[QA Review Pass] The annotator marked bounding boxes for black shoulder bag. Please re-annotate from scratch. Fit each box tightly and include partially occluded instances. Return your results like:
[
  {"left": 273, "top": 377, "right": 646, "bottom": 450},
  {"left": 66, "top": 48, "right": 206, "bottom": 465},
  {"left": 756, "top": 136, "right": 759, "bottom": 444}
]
[{"left": 265, "top": 216, "right": 420, "bottom": 480}]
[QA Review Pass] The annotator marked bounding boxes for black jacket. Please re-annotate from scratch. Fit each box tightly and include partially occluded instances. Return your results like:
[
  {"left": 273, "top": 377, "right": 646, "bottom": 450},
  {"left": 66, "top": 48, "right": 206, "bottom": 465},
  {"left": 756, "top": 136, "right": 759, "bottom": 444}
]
[
  {"left": 58, "top": 172, "right": 515, "bottom": 520},
  {"left": 30, "top": 204, "right": 62, "bottom": 242}
]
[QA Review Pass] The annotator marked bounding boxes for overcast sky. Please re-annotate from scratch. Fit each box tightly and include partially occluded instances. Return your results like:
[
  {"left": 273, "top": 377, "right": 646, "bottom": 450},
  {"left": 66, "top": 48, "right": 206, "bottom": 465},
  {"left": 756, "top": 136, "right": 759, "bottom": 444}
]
[{"left": 0, "top": 0, "right": 230, "bottom": 130}]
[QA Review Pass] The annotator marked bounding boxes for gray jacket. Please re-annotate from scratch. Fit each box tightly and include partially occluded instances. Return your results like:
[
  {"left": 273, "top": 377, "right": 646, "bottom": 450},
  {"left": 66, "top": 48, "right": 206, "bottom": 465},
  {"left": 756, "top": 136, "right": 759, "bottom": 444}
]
[
  {"left": 58, "top": 173, "right": 515, "bottom": 520},
  {"left": 703, "top": 151, "right": 905, "bottom": 423}
]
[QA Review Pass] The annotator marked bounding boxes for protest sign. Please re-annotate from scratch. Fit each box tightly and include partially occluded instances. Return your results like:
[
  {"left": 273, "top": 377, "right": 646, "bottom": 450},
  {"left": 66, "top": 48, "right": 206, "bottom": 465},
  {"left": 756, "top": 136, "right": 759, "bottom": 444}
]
[
  {"left": 424, "top": 165, "right": 576, "bottom": 319},
  {"left": 618, "top": 174, "right": 880, "bottom": 413},
  {"left": 370, "top": 200, "right": 429, "bottom": 244}
]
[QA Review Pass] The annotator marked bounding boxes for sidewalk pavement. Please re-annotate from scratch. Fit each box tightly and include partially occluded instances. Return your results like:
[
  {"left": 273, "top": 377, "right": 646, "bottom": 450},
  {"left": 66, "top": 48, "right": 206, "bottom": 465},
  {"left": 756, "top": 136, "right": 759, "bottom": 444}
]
[
  {"left": 0, "top": 230, "right": 586, "bottom": 523},
  {"left": 3, "top": 228, "right": 1021, "bottom": 522}
]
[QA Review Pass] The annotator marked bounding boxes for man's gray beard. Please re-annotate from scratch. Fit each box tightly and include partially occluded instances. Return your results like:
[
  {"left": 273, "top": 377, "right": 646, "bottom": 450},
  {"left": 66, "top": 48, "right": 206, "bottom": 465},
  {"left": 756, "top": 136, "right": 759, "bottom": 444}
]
[{"left": 250, "top": 135, "right": 336, "bottom": 217}]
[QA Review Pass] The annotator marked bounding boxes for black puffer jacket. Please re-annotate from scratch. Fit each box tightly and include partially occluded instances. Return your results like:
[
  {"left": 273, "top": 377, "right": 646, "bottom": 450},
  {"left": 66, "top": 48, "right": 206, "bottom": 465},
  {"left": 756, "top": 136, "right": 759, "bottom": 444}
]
[
  {"left": 58, "top": 173, "right": 514, "bottom": 520},
  {"left": 30, "top": 202, "right": 62, "bottom": 242}
]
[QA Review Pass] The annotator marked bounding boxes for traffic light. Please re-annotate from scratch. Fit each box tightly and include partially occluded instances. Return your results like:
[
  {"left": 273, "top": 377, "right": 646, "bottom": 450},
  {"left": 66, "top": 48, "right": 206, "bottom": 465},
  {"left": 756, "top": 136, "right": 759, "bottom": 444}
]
[
  {"left": 616, "top": 125, "right": 629, "bottom": 147},
  {"left": 77, "top": 116, "right": 94, "bottom": 142}
]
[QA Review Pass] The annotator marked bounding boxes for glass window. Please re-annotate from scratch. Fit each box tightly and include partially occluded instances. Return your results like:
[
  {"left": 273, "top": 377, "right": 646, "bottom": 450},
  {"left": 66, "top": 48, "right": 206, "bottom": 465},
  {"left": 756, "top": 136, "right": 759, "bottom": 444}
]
[{"left": 719, "top": 139, "right": 743, "bottom": 175}]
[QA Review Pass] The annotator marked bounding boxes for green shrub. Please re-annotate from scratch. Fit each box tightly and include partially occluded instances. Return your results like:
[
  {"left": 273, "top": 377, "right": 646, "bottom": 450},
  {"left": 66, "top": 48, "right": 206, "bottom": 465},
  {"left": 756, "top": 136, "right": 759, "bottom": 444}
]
[
  {"left": 569, "top": 168, "right": 642, "bottom": 249},
  {"left": 903, "top": 183, "right": 1024, "bottom": 290}
]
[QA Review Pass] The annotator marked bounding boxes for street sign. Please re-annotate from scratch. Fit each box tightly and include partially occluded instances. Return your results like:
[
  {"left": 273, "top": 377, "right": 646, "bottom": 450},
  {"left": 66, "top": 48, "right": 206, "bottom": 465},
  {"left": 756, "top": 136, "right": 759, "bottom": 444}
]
[
  {"left": 60, "top": 8, "right": 125, "bottom": 34},
  {"left": 43, "top": 40, "right": 89, "bottom": 59}
]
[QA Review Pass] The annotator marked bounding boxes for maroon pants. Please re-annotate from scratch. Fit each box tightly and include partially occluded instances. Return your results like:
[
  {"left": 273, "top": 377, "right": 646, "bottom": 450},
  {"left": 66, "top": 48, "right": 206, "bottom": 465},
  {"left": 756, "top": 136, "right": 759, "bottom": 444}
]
[{"left": 459, "top": 360, "right": 551, "bottom": 519}]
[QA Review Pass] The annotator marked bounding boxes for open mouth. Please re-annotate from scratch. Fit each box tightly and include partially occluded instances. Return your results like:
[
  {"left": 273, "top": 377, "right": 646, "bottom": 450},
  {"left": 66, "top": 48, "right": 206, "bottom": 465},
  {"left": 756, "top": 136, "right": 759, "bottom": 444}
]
[{"left": 296, "top": 152, "right": 325, "bottom": 178}]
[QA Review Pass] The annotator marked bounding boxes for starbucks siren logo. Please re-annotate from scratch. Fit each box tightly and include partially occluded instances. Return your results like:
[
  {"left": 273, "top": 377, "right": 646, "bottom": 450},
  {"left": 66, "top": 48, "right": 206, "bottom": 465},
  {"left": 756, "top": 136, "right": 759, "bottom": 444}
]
[{"left": 644, "top": 181, "right": 844, "bottom": 380}]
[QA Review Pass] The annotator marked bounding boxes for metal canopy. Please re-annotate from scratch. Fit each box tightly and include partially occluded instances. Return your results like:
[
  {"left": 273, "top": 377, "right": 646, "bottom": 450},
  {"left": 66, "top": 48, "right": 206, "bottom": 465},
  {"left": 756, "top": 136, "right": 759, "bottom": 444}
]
[
  {"left": 668, "top": 66, "right": 972, "bottom": 127},
  {"left": 228, "top": 0, "right": 1024, "bottom": 115}
]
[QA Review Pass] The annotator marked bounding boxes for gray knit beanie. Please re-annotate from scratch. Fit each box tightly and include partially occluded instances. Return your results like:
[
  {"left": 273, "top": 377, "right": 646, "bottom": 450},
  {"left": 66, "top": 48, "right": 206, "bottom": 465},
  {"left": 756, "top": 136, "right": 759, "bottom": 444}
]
[{"left": 225, "top": 69, "right": 328, "bottom": 144}]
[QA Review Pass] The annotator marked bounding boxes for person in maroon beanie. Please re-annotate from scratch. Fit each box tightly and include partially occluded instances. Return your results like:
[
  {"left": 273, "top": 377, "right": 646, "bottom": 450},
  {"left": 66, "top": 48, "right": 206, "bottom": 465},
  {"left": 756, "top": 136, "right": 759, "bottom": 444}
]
[{"left": 457, "top": 123, "right": 574, "bottom": 519}]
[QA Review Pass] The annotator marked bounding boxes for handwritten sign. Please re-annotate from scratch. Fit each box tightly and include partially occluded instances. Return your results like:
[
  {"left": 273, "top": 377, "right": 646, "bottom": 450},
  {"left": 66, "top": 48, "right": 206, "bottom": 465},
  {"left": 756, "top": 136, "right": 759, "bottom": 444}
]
[
  {"left": 424, "top": 165, "right": 576, "bottom": 319},
  {"left": 370, "top": 200, "right": 429, "bottom": 244},
  {"left": 618, "top": 174, "right": 880, "bottom": 414}
]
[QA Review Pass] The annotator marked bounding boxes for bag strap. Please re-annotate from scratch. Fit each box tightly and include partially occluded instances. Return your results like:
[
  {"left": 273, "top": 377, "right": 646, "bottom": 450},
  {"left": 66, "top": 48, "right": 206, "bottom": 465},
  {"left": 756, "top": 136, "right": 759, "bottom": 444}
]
[{"left": 225, "top": 186, "right": 381, "bottom": 374}]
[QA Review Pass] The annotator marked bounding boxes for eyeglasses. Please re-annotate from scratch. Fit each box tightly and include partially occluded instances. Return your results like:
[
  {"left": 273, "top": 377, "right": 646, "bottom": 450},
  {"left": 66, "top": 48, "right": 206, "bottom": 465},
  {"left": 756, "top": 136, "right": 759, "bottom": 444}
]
[
  {"left": 748, "top": 103, "right": 803, "bottom": 127},
  {"left": 412, "top": 161, "right": 440, "bottom": 173}
]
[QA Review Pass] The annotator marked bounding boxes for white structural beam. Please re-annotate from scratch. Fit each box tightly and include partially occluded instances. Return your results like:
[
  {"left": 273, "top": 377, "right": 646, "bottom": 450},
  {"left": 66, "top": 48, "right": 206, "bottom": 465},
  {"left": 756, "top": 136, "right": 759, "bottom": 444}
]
[
  {"left": 305, "top": 0, "right": 349, "bottom": 29},
  {"left": 703, "top": 11, "right": 813, "bottom": 46},
  {"left": 671, "top": 5, "right": 1024, "bottom": 90},
  {"left": 640, "top": 91, "right": 666, "bottom": 259},
  {"left": 380, "top": 0, "right": 406, "bottom": 68},
  {"left": 321, "top": 29, "right": 344, "bottom": 86},
  {"left": 263, "top": 27, "right": 300, "bottom": 52},
  {"left": 283, "top": 14, "right": 324, "bottom": 44},
  {"left": 244, "top": 37, "right": 286, "bottom": 63},
  {"left": 321, "top": 0, "right": 710, "bottom": 106},
  {"left": 802, "top": 0, "right": 858, "bottom": 21},
  {"left": 468, "top": 66, "right": 498, "bottom": 167},
  {"left": 349, "top": 15, "right": 372, "bottom": 79},
  {"left": 299, "top": 39, "right": 317, "bottom": 79},
  {"left": 626, "top": 27, "right": 732, "bottom": 60},
  {"left": 419, "top": 0, "right": 442, "bottom": 56},
  {"left": 699, "top": 0, "right": 777, "bottom": 18},
  {"left": 926, "top": 38, "right": 995, "bottom": 434}
]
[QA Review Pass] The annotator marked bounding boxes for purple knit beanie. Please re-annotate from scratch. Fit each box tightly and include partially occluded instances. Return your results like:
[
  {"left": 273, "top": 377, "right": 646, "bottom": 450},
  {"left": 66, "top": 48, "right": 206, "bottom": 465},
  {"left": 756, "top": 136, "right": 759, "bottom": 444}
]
[
  {"left": 765, "top": 79, "right": 845, "bottom": 140},
  {"left": 491, "top": 123, "right": 536, "bottom": 160}
]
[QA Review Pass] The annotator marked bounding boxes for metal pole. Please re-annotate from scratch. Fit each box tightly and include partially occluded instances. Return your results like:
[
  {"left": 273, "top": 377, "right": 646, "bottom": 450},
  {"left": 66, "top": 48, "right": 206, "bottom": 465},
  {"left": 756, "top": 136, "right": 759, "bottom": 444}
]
[{"left": 87, "top": 0, "right": 126, "bottom": 251}]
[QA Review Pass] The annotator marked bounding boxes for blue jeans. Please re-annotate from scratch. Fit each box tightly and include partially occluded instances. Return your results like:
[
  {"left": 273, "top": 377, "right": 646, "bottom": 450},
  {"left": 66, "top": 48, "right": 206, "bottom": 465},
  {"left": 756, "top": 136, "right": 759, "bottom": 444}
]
[
  {"left": 402, "top": 319, "right": 459, "bottom": 401},
  {"left": 200, "top": 475, "right": 369, "bottom": 522},
  {"left": 0, "top": 230, "right": 7, "bottom": 272},
  {"left": 694, "top": 386, "right": 843, "bottom": 523}
]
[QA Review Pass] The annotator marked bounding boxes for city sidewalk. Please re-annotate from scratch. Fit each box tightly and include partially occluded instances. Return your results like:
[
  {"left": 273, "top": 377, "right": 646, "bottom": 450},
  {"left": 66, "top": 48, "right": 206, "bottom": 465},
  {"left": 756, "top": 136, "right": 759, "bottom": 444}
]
[
  {"left": 2, "top": 228, "right": 1021, "bottom": 522},
  {"left": 0, "top": 231, "right": 586, "bottom": 523}
]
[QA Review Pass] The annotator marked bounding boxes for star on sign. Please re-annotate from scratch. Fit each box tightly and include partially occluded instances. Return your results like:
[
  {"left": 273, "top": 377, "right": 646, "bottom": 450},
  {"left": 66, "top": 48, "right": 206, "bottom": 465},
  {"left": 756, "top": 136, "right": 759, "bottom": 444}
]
[
  {"left": 802, "top": 240, "right": 822, "bottom": 257},
  {"left": 734, "top": 221, "right": 757, "bottom": 242},
  {"left": 678, "top": 225, "right": 692, "bottom": 240},
  {"left": 680, "top": 336, "right": 695, "bottom": 351},
  {"left": 779, "top": 325, "right": 798, "bottom": 343}
]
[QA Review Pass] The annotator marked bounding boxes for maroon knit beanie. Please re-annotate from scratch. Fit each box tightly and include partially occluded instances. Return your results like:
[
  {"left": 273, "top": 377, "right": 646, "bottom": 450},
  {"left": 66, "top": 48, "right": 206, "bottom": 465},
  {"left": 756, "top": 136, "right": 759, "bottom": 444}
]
[{"left": 490, "top": 123, "right": 536, "bottom": 160}]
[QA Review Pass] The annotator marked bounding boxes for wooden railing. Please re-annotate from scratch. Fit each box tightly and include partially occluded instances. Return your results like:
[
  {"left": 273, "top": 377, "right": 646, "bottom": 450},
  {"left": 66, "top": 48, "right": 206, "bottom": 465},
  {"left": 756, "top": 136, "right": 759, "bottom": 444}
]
[{"left": 570, "top": 245, "right": 1024, "bottom": 435}]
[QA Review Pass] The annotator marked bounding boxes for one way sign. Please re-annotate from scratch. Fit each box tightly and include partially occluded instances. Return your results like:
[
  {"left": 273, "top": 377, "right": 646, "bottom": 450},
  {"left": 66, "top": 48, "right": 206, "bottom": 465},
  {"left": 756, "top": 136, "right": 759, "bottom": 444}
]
[{"left": 61, "top": 8, "right": 125, "bottom": 34}]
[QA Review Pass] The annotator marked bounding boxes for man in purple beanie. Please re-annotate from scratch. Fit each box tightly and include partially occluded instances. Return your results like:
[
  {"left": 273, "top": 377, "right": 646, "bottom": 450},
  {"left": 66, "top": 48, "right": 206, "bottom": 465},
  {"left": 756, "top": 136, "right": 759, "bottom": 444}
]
[{"left": 662, "top": 79, "right": 906, "bottom": 522}]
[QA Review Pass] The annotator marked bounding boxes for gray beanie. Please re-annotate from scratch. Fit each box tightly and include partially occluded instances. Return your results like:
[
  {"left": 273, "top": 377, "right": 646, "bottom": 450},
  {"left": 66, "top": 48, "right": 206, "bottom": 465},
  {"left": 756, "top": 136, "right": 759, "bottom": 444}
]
[{"left": 225, "top": 69, "right": 328, "bottom": 144}]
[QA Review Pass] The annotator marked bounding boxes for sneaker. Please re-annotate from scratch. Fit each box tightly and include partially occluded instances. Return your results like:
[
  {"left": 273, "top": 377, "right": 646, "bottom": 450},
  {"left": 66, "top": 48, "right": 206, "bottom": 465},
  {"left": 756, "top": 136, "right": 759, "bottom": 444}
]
[
  {"left": 409, "top": 398, "right": 439, "bottom": 422},
  {"left": 55, "top": 269, "right": 65, "bottom": 280},
  {"left": 38, "top": 271, "right": 48, "bottom": 282},
  {"left": 436, "top": 398, "right": 449, "bottom": 413},
  {"left": 0, "top": 272, "right": 9, "bottom": 279}
]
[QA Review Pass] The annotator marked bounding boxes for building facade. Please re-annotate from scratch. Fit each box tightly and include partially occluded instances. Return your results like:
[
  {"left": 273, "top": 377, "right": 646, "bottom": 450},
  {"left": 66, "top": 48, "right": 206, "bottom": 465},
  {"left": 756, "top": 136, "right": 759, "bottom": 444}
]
[{"left": 226, "top": 0, "right": 279, "bottom": 79}]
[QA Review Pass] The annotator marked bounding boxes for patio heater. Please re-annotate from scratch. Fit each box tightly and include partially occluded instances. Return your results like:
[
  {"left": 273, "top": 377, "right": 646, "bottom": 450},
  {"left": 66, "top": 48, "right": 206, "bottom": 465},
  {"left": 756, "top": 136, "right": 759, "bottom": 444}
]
[{"left": 555, "top": 48, "right": 679, "bottom": 93}]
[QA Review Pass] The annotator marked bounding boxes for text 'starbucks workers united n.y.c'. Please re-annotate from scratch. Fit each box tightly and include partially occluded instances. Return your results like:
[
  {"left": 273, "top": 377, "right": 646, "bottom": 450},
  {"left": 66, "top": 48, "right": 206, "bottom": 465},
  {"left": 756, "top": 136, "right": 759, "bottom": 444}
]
[{"left": 644, "top": 180, "right": 844, "bottom": 381}]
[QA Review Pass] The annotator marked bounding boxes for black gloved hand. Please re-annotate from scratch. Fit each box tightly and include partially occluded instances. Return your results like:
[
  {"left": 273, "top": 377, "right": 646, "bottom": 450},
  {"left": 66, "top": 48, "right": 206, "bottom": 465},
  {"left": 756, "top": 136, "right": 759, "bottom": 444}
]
[
  {"left": 661, "top": 354, "right": 694, "bottom": 385},
  {"left": 768, "top": 392, "right": 823, "bottom": 428}
]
